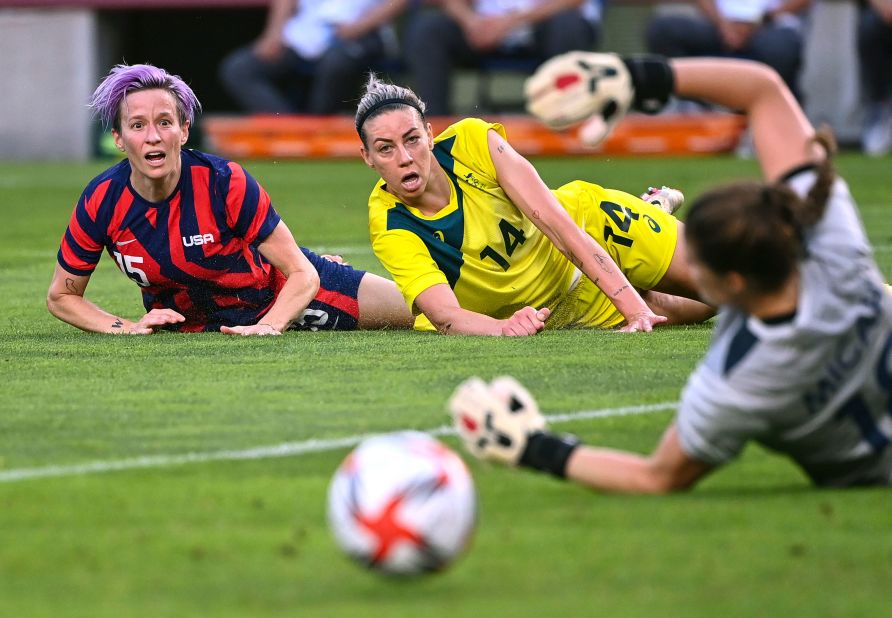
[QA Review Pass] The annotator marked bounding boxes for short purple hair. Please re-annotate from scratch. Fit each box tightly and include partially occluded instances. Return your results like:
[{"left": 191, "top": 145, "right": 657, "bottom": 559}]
[{"left": 89, "top": 63, "right": 201, "bottom": 132}]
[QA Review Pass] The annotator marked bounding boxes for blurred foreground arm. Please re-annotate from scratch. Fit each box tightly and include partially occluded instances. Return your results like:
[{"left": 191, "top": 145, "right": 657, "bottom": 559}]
[
  {"left": 449, "top": 376, "right": 713, "bottom": 493},
  {"left": 525, "top": 52, "right": 822, "bottom": 181},
  {"left": 671, "top": 58, "right": 822, "bottom": 182}
]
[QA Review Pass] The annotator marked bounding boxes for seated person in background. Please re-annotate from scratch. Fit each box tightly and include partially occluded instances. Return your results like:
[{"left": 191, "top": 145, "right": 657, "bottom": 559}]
[
  {"left": 858, "top": 0, "right": 892, "bottom": 156},
  {"left": 219, "top": 0, "right": 409, "bottom": 114},
  {"left": 404, "top": 0, "right": 603, "bottom": 116},
  {"left": 646, "top": 0, "right": 811, "bottom": 99}
]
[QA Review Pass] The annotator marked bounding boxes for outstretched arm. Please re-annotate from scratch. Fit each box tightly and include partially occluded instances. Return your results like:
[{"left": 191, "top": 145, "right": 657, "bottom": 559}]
[
  {"left": 488, "top": 129, "right": 665, "bottom": 332},
  {"left": 449, "top": 376, "right": 714, "bottom": 493},
  {"left": 416, "top": 284, "right": 550, "bottom": 336},
  {"left": 671, "top": 58, "right": 822, "bottom": 182},
  {"left": 565, "top": 424, "right": 712, "bottom": 493},
  {"left": 221, "top": 221, "right": 320, "bottom": 336},
  {"left": 47, "top": 264, "right": 185, "bottom": 334},
  {"left": 526, "top": 53, "right": 823, "bottom": 181}
]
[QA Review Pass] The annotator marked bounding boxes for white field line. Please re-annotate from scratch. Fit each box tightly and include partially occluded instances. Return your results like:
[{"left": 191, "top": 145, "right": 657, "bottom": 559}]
[
  {"left": 313, "top": 245, "right": 374, "bottom": 256},
  {"left": 0, "top": 401, "right": 677, "bottom": 484}
]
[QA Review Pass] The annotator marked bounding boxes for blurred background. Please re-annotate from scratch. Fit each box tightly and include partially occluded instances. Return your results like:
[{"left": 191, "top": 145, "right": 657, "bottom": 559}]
[{"left": 0, "top": 0, "right": 887, "bottom": 160}]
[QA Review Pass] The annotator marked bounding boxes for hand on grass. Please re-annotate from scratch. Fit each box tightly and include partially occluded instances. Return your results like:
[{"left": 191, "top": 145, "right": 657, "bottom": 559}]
[
  {"left": 126, "top": 309, "right": 186, "bottom": 335},
  {"left": 618, "top": 311, "right": 667, "bottom": 333},
  {"left": 220, "top": 323, "right": 282, "bottom": 337},
  {"left": 500, "top": 307, "right": 550, "bottom": 336}
]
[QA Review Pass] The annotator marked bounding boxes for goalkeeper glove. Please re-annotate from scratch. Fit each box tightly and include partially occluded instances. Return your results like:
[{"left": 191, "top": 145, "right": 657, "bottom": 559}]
[
  {"left": 448, "top": 376, "right": 580, "bottom": 478},
  {"left": 525, "top": 52, "right": 674, "bottom": 146}
]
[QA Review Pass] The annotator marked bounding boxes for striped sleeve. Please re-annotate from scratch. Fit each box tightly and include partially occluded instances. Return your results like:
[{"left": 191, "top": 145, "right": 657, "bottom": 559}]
[
  {"left": 223, "top": 161, "right": 281, "bottom": 244},
  {"left": 57, "top": 180, "right": 110, "bottom": 275}
]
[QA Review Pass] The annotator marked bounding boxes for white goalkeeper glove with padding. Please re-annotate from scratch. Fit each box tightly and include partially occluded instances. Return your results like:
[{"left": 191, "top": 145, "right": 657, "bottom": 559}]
[
  {"left": 525, "top": 52, "right": 632, "bottom": 143},
  {"left": 448, "top": 376, "right": 545, "bottom": 466},
  {"left": 448, "top": 376, "right": 581, "bottom": 478},
  {"left": 525, "top": 52, "right": 675, "bottom": 147}
]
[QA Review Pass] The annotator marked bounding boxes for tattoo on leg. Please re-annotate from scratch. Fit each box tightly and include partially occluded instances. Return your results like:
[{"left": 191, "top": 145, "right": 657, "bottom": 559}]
[
  {"left": 65, "top": 278, "right": 79, "bottom": 294},
  {"left": 111, "top": 319, "right": 124, "bottom": 329}
]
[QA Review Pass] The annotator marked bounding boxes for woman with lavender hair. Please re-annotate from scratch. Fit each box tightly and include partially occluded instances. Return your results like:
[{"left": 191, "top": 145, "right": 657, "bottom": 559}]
[{"left": 47, "top": 63, "right": 412, "bottom": 335}]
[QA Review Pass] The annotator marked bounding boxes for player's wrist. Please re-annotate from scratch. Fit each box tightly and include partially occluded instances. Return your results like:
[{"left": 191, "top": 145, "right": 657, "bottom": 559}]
[
  {"left": 258, "top": 320, "right": 285, "bottom": 334},
  {"left": 620, "top": 54, "right": 675, "bottom": 115},
  {"left": 609, "top": 285, "right": 649, "bottom": 318},
  {"left": 518, "top": 431, "right": 581, "bottom": 478},
  {"left": 108, "top": 317, "right": 134, "bottom": 334}
]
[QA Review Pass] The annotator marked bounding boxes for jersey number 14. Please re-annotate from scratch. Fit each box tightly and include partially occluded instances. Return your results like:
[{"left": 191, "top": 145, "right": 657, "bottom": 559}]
[{"left": 480, "top": 219, "right": 526, "bottom": 271}]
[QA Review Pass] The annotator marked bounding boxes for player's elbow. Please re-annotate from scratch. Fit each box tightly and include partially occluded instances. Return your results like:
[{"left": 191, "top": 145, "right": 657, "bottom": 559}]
[
  {"left": 640, "top": 463, "right": 700, "bottom": 494},
  {"left": 415, "top": 301, "right": 459, "bottom": 335},
  {"left": 307, "top": 269, "right": 321, "bottom": 296},
  {"left": 46, "top": 288, "right": 67, "bottom": 320},
  {"left": 428, "top": 312, "right": 458, "bottom": 335},
  {"left": 291, "top": 267, "right": 320, "bottom": 298}
]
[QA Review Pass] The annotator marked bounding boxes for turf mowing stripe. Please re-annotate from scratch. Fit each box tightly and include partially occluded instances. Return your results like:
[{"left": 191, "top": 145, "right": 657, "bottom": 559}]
[
  {"left": 0, "top": 401, "right": 677, "bottom": 483},
  {"left": 312, "top": 245, "right": 374, "bottom": 255}
]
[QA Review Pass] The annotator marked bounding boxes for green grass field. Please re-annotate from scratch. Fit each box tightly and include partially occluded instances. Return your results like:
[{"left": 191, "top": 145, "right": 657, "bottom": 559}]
[{"left": 1, "top": 153, "right": 890, "bottom": 617}]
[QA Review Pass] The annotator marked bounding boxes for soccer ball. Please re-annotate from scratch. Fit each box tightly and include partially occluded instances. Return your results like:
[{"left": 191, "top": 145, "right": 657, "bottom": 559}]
[{"left": 327, "top": 431, "right": 477, "bottom": 575}]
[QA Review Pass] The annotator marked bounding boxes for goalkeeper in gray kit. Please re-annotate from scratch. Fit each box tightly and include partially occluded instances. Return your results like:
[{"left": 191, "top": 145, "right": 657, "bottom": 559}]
[{"left": 450, "top": 53, "right": 892, "bottom": 490}]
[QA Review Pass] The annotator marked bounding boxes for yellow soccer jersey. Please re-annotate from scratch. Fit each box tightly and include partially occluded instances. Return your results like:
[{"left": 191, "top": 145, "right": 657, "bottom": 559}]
[{"left": 368, "top": 118, "right": 576, "bottom": 331}]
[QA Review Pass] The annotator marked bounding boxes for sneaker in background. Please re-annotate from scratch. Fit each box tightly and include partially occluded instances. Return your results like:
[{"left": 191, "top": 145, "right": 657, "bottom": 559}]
[{"left": 863, "top": 101, "right": 892, "bottom": 157}]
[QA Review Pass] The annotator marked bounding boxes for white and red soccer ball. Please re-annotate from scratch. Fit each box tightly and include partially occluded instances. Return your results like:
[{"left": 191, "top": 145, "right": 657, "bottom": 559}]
[{"left": 327, "top": 431, "right": 476, "bottom": 575}]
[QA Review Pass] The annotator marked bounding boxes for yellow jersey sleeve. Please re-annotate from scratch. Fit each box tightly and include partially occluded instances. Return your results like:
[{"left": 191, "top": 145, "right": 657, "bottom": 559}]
[
  {"left": 435, "top": 118, "right": 506, "bottom": 187},
  {"left": 371, "top": 226, "right": 448, "bottom": 312}
]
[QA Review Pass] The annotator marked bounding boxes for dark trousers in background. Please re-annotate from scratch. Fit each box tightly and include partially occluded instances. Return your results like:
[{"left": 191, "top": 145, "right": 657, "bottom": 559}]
[
  {"left": 219, "top": 32, "right": 387, "bottom": 114},
  {"left": 858, "top": 7, "right": 892, "bottom": 104},
  {"left": 404, "top": 9, "right": 599, "bottom": 116},
  {"left": 646, "top": 13, "right": 804, "bottom": 97}
]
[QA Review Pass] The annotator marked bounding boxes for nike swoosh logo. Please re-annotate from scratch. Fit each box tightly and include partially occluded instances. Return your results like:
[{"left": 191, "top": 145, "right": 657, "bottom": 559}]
[{"left": 115, "top": 239, "right": 137, "bottom": 246}]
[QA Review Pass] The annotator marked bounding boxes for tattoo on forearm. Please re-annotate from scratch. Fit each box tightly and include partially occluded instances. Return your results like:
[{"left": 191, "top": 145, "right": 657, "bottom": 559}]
[
  {"left": 65, "top": 278, "right": 79, "bottom": 294},
  {"left": 613, "top": 285, "right": 629, "bottom": 298},
  {"left": 111, "top": 319, "right": 124, "bottom": 329},
  {"left": 595, "top": 254, "right": 614, "bottom": 274},
  {"left": 567, "top": 250, "right": 582, "bottom": 269}
]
